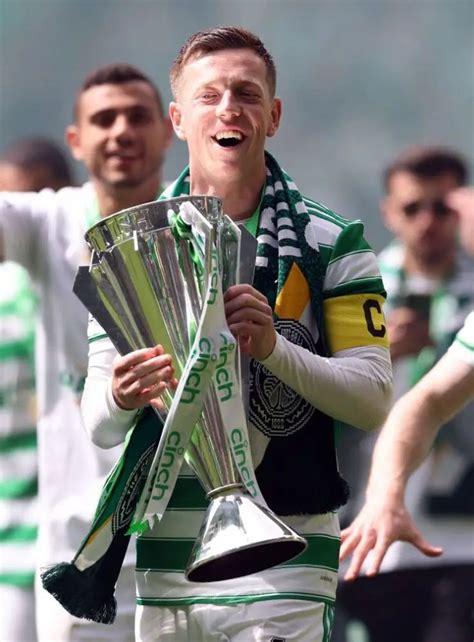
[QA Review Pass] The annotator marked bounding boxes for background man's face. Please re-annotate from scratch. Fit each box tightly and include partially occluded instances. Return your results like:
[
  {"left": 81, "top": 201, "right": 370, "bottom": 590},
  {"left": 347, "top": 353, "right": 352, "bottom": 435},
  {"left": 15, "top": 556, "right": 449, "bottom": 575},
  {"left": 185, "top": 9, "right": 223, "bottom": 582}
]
[
  {"left": 382, "top": 171, "right": 460, "bottom": 264},
  {"left": 170, "top": 48, "right": 281, "bottom": 184},
  {"left": 0, "top": 162, "right": 64, "bottom": 191},
  {"left": 68, "top": 81, "right": 172, "bottom": 189}
]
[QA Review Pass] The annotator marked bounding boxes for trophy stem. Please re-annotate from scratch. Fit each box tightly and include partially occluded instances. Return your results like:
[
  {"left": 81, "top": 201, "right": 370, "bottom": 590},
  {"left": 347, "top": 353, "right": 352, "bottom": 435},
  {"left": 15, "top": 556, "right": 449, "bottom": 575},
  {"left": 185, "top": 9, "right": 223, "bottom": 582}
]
[{"left": 206, "top": 483, "right": 244, "bottom": 500}]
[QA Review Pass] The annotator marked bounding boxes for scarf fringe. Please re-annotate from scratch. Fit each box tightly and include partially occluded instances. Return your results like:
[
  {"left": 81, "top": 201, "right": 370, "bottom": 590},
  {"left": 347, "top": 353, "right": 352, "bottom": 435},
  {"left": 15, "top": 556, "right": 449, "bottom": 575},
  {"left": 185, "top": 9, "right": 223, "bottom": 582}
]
[{"left": 41, "top": 562, "right": 117, "bottom": 624}]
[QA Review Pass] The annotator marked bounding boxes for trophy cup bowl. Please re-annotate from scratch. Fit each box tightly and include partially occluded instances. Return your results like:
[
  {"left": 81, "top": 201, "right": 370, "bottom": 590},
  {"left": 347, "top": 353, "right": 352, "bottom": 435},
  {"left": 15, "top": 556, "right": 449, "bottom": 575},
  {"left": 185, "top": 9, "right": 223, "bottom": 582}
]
[{"left": 84, "top": 196, "right": 307, "bottom": 582}]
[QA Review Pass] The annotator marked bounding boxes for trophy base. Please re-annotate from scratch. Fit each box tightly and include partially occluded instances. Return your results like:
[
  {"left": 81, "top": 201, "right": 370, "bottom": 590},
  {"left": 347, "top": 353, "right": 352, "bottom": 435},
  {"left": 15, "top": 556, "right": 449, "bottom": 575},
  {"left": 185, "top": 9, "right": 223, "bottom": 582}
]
[{"left": 185, "top": 492, "right": 307, "bottom": 583}]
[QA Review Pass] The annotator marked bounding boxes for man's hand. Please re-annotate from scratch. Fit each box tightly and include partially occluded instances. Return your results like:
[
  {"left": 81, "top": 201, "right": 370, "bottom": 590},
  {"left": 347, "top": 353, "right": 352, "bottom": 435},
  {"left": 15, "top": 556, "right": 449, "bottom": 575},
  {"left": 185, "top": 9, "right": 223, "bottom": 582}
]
[
  {"left": 339, "top": 498, "right": 443, "bottom": 581},
  {"left": 387, "top": 307, "right": 432, "bottom": 361},
  {"left": 112, "top": 344, "right": 178, "bottom": 411},
  {"left": 224, "top": 284, "right": 276, "bottom": 361}
]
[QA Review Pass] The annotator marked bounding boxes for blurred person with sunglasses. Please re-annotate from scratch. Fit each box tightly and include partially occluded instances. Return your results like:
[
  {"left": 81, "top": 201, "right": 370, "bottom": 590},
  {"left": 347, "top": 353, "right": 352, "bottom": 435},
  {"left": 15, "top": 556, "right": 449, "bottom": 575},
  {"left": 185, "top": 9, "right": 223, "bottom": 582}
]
[
  {"left": 334, "top": 148, "right": 474, "bottom": 642},
  {"left": 380, "top": 146, "right": 471, "bottom": 375}
]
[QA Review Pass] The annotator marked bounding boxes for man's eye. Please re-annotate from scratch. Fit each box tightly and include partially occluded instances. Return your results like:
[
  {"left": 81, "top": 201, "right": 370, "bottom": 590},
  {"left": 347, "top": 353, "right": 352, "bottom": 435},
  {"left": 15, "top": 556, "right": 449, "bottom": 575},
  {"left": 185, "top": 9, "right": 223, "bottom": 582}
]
[
  {"left": 128, "top": 110, "right": 152, "bottom": 125},
  {"left": 200, "top": 93, "right": 218, "bottom": 101},
  {"left": 93, "top": 112, "right": 115, "bottom": 128},
  {"left": 240, "top": 91, "right": 260, "bottom": 102}
]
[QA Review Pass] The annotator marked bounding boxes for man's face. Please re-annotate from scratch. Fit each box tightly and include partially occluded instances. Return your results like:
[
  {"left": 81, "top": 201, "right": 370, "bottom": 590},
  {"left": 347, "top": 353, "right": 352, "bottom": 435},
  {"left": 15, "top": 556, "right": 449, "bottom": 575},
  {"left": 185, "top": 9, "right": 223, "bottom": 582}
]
[
  {"left": 169, "top": 49, "right": 281, "bottom": 184},
  {"left": 67, "top": 81, "right": 172, "bottom": 189},
  {"left": 382, "top": 171, "right": 460, "bottom": 263}
]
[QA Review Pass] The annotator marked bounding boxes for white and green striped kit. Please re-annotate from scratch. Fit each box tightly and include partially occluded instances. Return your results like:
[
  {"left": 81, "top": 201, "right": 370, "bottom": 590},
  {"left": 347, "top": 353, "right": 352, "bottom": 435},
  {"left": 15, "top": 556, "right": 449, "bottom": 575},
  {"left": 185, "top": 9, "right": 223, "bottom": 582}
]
[
  {"left": 378, "top": 240, "right": 474, "bottom": 395},
  {"left": 377, "top": 244, "right": 474, "bottom": 574},
  {"left": 0, "top": 261, "right": 37, "bottom": 587},
  {"left": 127, "top": 170, "right": 386, "bottom": 610}
]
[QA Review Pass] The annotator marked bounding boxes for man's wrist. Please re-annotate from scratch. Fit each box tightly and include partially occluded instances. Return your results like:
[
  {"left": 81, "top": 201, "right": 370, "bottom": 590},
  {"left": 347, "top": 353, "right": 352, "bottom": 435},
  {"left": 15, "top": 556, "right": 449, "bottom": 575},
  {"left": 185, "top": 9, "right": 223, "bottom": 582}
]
[
  {"left": 107, "top": 380, "right": 137, "bottom": 415},
  {"left": 259, "top": 331, "right": 281, "bottom": 365}
]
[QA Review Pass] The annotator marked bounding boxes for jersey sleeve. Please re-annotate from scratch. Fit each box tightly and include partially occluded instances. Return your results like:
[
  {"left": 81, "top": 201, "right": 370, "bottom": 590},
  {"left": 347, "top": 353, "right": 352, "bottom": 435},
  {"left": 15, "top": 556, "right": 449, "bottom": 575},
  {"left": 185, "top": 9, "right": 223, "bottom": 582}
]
[
  {"left": 82, "top": 314, "right": 138, "bottom": 448},
  {"left": 448, "top": 311, "right": 474, "bottom": 367},
  {"left": 322, "top": 220, "right": 389, "bottom": 354}
]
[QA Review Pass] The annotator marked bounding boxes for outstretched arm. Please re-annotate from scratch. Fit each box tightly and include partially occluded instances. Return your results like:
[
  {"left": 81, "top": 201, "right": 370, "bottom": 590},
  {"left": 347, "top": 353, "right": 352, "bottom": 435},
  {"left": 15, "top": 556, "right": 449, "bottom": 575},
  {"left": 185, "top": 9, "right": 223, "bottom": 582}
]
[{"left": 340, "top": 347, "right": 474, "bottom": 579}]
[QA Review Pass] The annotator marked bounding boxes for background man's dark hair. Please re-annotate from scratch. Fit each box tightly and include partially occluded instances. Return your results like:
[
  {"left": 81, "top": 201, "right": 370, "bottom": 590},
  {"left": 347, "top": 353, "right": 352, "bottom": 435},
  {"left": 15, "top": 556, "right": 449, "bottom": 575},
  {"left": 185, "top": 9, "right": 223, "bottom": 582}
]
[
  {"left": 384, "top": 146, "right": 469, "bottom": 191},
  {"left": 74, "top": 62, "right": 164, "bottom": 118},
  {"left": 0, "top": 137, "right": 74, "bottom": 188},
  {"left": 170, "top": 26, "right": 277, "bottom": 98}
]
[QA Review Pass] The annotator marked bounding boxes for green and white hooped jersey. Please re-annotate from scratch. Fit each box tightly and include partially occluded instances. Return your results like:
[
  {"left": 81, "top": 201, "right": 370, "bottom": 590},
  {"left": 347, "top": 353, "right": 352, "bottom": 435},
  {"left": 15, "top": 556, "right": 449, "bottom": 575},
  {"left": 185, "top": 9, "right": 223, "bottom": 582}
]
[
  {"left": 448, "top": 311, "right": 474, "bottom": 367},
  {"left": 133, "top": 181, "right": 388, "bottom": 609},
  {"left": 378, "top": 240, "right": 474, "bottom": 396},
  {"left": 0, "top": 184, "right": 128, "bottom": 566},
  {"left": 0, "top": 262, "right": 37, "bottom": 587},
  {"left": 378, "top": 244, "right": 474, "bottom": 573}
]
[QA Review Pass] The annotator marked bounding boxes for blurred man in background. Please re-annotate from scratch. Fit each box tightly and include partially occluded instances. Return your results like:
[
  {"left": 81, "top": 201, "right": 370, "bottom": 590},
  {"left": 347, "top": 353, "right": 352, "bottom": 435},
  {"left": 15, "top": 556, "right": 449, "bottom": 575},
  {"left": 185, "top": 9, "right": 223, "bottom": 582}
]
[
  {"left": 0, "top": 136, "right": 73, "bottom": 642},
  {"left": 0, "top": 64, "right": 173, "bottom": 641},
  {"left": 0, "top": 137, "right": 74, "bottom": 192},
  {"left": 335, "top": 148, "right": 474, "bottom": 641}
]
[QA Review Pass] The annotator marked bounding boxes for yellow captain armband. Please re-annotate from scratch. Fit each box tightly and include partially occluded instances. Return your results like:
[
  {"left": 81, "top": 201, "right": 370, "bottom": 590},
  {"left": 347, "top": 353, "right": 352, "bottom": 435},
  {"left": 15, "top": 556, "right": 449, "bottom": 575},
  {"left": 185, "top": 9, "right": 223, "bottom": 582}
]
[{"left": 323, "top": 293, "right": 389, "bottom": 353}]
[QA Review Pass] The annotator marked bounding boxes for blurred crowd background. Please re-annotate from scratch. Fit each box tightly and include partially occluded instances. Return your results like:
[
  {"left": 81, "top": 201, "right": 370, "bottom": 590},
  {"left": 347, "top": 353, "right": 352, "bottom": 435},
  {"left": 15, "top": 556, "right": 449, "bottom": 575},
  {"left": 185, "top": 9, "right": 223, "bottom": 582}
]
[{"left": 1, "top": 0, "right": 473, "bottom": 251}]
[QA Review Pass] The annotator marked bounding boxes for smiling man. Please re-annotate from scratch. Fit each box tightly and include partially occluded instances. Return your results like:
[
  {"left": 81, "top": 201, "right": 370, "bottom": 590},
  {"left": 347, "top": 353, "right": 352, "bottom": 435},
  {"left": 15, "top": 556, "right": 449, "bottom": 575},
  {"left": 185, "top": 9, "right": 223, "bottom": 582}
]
[
  {"left": 0, "top": 63, "right": 172, "bottom": 641},
  {"left": 81, "top": 28, "right": 393, "bottom": 642}
]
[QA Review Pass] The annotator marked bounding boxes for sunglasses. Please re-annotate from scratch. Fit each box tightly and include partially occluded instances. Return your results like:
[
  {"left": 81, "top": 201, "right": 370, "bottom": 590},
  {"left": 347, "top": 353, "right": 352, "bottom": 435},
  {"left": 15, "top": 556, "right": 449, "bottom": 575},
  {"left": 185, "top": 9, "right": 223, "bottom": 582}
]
[{"left": 401, "top": 198, "right": 452, "bottom": 218}]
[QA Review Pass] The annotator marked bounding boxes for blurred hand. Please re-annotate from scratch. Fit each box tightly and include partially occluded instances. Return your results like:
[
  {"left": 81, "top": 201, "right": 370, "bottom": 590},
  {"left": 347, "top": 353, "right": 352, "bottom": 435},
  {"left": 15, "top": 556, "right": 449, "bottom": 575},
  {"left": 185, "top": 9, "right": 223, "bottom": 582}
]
[
  {"left": 112, "top": 344, "right": 178, "bottom": 411},
  {"left": 340, "top": 498, "right": 443, "bottom": 581},
  {"left": 387, "top": 307, "right": 432, "bottom": 361},
  {"left": 224, "top": 284, "right": 276, "bottom": 361}
]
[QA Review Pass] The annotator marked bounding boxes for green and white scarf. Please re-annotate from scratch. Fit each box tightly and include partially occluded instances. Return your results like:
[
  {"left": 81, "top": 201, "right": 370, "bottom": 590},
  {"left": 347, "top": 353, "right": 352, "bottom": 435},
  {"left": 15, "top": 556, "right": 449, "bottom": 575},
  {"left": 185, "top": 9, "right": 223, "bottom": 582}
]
[
  {"left": 163, "top": 152, "right": 325, "bottom": 329},
  {"left": 41, "top": 152, "right": 325, "bottom": 623}
]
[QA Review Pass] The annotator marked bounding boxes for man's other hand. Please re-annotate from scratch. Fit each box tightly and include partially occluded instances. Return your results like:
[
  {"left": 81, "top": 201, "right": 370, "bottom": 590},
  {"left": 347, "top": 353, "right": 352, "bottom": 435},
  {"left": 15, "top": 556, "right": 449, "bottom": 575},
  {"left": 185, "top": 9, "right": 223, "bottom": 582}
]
[{"left": 112, "top": 344, "right": 178, "bottom": 411}]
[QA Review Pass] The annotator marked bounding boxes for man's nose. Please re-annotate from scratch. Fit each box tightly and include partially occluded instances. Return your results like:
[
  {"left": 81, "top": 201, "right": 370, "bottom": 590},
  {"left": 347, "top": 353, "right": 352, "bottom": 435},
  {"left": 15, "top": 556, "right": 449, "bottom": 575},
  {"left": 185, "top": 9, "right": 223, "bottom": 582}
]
[
  {"left": 216, "top": 91, "right": 241, "bottom": 119},
  {"left": 416, "top": 206, "right": 438, "bottom": 228},
  {"left": 111, "top": 114, "right": 134, "bottom": 140}
]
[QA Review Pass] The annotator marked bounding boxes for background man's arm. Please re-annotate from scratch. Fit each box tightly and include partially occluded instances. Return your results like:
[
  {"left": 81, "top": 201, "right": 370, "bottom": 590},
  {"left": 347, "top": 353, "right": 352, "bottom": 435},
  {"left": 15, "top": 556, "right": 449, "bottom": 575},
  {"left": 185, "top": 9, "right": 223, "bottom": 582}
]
[
  {"left": 340, "top": 348, "right": 474, "bottom": 579},
  {"left": 0, "top": 192, "right": 48, "bottom": 274}
]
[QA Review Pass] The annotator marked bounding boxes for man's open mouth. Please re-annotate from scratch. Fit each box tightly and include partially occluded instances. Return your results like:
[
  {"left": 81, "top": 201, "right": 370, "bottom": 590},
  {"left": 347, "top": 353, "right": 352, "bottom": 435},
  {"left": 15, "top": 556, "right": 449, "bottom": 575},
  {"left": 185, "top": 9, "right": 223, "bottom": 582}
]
[{"left": 213, "top": 131, "right": 245, "bottom": 148}]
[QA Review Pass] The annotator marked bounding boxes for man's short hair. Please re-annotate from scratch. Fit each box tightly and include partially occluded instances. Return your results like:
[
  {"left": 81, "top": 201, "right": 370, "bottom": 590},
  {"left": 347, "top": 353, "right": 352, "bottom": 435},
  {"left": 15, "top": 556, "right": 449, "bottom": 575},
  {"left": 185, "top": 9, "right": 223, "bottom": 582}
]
[
  {"left": 170, "top": 26, "right": 277, "bottom": 98},
  {"left": 0, "top": 137, "right": 73, "bottom": 187},
  {"left": 74, "top": 63, "right": 164, "bottom": 119},
  {"left": 384, "top": 146, "right": 469, "bottom": 191}
]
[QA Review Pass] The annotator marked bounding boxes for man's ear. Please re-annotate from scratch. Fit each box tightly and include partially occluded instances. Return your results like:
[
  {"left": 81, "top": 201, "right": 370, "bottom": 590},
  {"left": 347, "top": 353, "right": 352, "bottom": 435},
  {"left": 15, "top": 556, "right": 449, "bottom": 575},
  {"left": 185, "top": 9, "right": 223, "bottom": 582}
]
[
  {"left": 381, "top": 196, "right": 397, "bottom": 233},
  {"left": 266, "top": 97, "right": 282, "bottom": 138},
  {"left": 169, "top": 103, "right": 186, "bottom": 141},
  {"left": 65, "top": 125, "right": 83, "bottom": 161},
  {"left": 162, "top": 117, "right": 175, "bottom": 150}
]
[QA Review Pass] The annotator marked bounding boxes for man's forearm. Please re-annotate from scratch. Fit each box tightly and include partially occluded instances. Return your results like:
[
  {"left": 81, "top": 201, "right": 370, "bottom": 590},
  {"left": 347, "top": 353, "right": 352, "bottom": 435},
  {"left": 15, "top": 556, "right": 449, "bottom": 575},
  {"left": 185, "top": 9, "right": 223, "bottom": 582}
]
[
  {"left": 367, "top": 392, "right": 438, "bottom": 502},
  {"left": 366, "top": 350, "right": 474, "bottom": 500},
  {"left": 261, "top": 333, "right": 393, "bottom": 431}
]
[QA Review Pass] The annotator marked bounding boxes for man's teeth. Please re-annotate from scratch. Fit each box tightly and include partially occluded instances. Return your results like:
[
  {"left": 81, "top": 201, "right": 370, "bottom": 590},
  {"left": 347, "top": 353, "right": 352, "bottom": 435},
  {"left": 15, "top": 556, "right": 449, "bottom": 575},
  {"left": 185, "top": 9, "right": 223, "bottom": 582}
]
[{"left": 215, "top": 131, "right": 243, "bottom": 141}]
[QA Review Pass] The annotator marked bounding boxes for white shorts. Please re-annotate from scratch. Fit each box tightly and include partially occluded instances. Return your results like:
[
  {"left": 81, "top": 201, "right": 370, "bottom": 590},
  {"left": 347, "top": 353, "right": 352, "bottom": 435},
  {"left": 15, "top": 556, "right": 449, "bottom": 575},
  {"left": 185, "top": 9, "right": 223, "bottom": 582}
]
[
  {"left": 0, "top": 583, "right": 37, "bottom": 642},
  {"left": 35, "top": 564, "right": 136, "bottom": 642},
  {"left": 136, "top": 598, "right": 335, "bottom": 642}
]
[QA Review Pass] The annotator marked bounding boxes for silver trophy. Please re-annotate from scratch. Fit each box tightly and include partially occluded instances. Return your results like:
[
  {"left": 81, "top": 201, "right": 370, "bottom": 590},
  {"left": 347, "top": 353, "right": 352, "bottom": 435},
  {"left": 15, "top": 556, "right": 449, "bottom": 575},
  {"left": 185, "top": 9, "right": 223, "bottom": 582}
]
[{"left": 79, "top": 196, "right": 307, "bottom": 582}]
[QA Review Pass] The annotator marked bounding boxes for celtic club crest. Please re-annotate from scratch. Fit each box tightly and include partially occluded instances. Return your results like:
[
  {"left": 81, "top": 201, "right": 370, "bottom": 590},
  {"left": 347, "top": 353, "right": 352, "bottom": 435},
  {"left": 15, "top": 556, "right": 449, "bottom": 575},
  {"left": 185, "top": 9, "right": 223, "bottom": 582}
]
[{"left": 249, "top": 320, "right": 317, "bottom": 437}]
